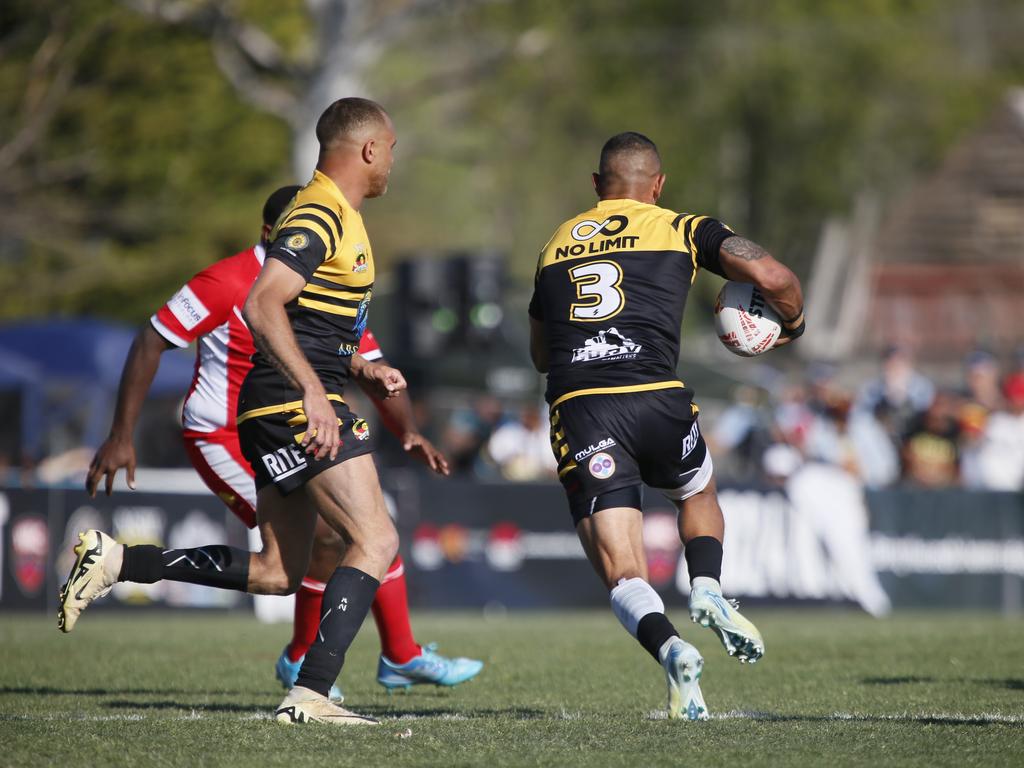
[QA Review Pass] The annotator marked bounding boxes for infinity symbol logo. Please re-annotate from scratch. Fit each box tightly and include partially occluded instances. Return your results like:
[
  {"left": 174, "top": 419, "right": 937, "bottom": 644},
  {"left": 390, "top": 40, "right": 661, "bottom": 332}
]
[{"left": 571, "top": 215, "right": 629, "bottom": 241}]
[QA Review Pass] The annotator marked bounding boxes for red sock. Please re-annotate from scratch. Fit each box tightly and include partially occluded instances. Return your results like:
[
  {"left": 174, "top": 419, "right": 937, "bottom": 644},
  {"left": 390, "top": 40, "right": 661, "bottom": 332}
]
[
  {"left": 288, "top": 578, "right": 326, "bottom": 662},
  {"left": 371, "top": 555, "right": 420, "bottom": 664}
]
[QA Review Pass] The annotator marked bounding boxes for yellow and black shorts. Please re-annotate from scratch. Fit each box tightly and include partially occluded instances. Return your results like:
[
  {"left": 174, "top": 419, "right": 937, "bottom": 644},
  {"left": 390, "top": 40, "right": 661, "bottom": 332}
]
[
  {"left": 549, "top": 386, "right": 713, "bottom": 525},
  {"left": 237, "top": 396, "right": 373, "bottom": 495}
]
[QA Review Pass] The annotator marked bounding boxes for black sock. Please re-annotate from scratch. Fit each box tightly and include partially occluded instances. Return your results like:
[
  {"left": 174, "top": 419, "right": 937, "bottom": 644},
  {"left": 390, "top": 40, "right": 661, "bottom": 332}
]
[
  {"left": 636, "top": 613, "right": 679, "bottom": 662},
  {"left": 118, "top": 544, "right": 250, "bottom": 591},
  {"left": 684, "top": 536, "right": 723, "bottom": 582},
  {"left": 295, "top": 567, "right": 380, "bottom": 697}
]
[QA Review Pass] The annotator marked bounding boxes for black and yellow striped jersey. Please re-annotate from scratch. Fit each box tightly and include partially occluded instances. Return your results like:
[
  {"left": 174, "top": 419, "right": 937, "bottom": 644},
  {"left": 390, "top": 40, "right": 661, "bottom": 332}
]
[
  {"left": 528, "top": 197, "right": 732, "bottom": 407},
  {"left": 244, "top": 170, "right": 375, "bottom": 409}
]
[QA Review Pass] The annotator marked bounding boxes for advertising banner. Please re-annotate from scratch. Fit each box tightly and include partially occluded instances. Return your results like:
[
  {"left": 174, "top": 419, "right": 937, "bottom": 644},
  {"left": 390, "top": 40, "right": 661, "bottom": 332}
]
[{"left": 1, "top": 472, "right": 1021, "bottom": 614}]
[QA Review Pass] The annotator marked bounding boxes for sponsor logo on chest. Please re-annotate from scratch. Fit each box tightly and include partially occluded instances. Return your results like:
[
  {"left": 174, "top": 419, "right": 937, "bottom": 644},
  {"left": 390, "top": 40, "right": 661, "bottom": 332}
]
[{"left": 352, "top": 244, "right": 369, "bottom": 272}]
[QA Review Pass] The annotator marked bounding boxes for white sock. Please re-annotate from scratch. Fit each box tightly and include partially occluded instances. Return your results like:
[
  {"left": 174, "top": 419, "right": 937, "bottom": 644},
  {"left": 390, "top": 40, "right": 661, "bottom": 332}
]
[
  {"left": 691, "top": 576, "right": 722, "bottom": 595},
  {"left": 610, "top": 577, "right": 665, "bottom": 637}
]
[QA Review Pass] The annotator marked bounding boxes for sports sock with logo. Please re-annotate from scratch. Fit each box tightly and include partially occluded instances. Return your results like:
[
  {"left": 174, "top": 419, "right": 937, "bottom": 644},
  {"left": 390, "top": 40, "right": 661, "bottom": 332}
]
[
  {"left": 295, "top": 566, "right": 379, "bottom": 697},
  {"left": 287, "top": 578, "right": 327, "bottom": 662},
  {"left": 610, "top": 577, "right": 679, "bottom": 662},
  {"left": 684, "top": 536, "right": 723, "bottom": 582},
  {"left": 371, "top": 555, "right": 421, "bottom": 664},
  {"left": 118, "top": 544, "right": 249, "bottom": 590}
]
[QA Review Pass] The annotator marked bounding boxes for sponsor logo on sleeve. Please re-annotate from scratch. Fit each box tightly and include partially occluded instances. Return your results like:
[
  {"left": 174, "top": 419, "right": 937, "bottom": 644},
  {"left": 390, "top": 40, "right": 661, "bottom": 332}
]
[
  {"left": 168, "top": 284, "right": 210, "bottom": 331},
  {"left": 286, "top": 232, "right": 309, "bottom": 250}
]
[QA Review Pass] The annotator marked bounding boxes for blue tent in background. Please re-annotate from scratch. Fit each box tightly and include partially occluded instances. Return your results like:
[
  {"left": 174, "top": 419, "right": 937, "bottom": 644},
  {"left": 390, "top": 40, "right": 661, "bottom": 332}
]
[{"left": 0, "top": 318, "right": 196, "bottom": 458}]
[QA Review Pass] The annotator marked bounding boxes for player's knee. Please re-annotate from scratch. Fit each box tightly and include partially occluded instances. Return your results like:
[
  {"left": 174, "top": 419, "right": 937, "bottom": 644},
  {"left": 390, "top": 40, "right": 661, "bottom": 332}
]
[{"left": 360, "top": 524, "right": 399, "bottom": 570}]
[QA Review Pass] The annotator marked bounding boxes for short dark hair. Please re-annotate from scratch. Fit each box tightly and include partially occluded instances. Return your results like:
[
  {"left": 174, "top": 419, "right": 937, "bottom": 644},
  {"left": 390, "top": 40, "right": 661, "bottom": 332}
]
[
  {"left": 598, "top": 131, "right": 661, "bottom": 177},
  {"left": 262, "top": 185, "right": 301, "bottom": 227},
  {"left": 315, "top": 97, "right": 388, "bottom": 150}
]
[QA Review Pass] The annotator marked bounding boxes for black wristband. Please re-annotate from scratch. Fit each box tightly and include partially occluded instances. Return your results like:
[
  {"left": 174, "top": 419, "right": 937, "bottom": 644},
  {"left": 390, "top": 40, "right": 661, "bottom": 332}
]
[{"left": 784, "top": 318, "right": 806, "bottom": 339}]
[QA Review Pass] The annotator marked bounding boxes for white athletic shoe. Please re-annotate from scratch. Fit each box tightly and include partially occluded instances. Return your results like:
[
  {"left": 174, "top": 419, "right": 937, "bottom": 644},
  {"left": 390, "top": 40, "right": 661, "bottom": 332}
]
[
  {"left": 57, "top": 530, "right": 122, "bottom": 633},
  {"left": 689, "top": 577, "right": 765, "bottom": 663},
  {"left": 274, "top": 686, "right": 379, "bottom": 726},
  {"left": 661, "top": 638, "right": 708, "bottom": 721}
]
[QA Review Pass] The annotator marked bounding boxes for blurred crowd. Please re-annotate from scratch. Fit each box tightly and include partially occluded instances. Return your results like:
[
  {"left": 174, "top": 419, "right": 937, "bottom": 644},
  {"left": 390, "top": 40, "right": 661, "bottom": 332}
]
[
  {"left": 711, "top": 346, "right": 1024, "bottom": 490},
  {"left": 427, "top": 346, "right": 1024, "bottom": 491}
]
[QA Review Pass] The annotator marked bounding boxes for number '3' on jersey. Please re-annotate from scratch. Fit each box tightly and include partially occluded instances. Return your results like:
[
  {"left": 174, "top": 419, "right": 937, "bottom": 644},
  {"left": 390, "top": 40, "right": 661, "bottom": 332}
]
[{"left": 528, "top": 198, "right": 733, "bottom": 406}]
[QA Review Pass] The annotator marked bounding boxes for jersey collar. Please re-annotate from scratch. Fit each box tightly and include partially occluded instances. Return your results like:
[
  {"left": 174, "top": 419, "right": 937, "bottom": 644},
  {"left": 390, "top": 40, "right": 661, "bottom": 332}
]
[
  {"left": 254, "top": 242, "right": 266, "bottom": 265},
  {"left": 312, "top": 169, "right": 352, "bottom": 211}
]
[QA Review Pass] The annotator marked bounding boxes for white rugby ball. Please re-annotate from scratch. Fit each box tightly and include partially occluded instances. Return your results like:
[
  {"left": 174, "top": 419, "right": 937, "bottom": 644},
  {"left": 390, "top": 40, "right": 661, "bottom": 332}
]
[{"left": 713, "top": 281, "right": 782, "bottom": 357}]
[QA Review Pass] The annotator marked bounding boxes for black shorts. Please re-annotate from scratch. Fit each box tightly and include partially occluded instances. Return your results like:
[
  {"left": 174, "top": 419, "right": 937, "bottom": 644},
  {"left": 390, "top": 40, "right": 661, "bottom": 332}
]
[
  {"left": 237, "top": 397, "right": 373, "bottom": 495},
  {"left": 549, "top": 386, "right": 714, "bottom": 525}
]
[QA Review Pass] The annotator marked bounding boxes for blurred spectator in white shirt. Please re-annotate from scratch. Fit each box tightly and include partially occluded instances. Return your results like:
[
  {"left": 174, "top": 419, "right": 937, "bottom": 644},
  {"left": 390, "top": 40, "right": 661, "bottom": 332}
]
[{"left": 972, "top": 374, "right": 1024, "bottom": 491}]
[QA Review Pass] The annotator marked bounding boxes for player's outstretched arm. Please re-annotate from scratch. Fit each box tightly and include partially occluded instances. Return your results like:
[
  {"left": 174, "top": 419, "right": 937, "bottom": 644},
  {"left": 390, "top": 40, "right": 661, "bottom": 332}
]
[
  {"left": 718, "top": 236, "right": 805, "bottom": 344},
  {"left": 86, "top": 325, "right": 175, "bottom": 497},
  {"left": 243, "top": 259, "right": 340, "bottom": 461},
  {"left": 354, "top": 367, "right": 450, "bottom": 476}
]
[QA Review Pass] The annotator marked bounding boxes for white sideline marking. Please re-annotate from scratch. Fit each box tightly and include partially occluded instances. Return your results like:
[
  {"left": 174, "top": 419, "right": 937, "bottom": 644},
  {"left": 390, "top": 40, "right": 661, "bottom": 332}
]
[{"left": 646, "top": 709, "right": 1024, "bottom": 724}]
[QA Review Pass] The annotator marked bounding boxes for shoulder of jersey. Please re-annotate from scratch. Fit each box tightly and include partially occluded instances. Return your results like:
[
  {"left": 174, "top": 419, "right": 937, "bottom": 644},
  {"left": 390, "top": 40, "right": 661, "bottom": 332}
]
[{"left": 279, "top": 183, "right": 349, "bottom": 255}]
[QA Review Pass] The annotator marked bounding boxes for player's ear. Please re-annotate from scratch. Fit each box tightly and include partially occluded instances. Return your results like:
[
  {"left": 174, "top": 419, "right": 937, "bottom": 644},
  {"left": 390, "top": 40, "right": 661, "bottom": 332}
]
[
  {"left": 362, "top": 138, "right": 376, "bottom": 165},
  {"left": 260, "top": 223, "right": 272, "bottom": 242},
  {"left": 652, "top": 173, "right": 666, "bottom": 202},
  {"left": 592, "top": 172, "right": 601, "bottom": 194}
]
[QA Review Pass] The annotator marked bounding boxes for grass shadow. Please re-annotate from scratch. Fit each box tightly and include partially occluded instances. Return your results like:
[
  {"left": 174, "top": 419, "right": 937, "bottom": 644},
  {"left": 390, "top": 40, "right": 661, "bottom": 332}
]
[
  {"left": 0, "top": 686, "right": 249, "bottom": 697},
  {"left": 105, "top": 700, "right": 267, "bottom": 713}
]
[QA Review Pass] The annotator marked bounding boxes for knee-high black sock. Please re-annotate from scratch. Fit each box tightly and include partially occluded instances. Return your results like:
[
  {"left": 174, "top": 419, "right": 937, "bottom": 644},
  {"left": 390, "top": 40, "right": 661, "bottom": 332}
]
[
  {"left": 119, "top": 544, "right": 250, "bottom": 591},
  {"left": 636, "top": 613, "right": 679, "bottom": 662},
  {"left": 295, "top": 566, "right": 380, "bottom": 697},
  {"left": 684, "top": 536, "right": 723, "bottom": 582}
]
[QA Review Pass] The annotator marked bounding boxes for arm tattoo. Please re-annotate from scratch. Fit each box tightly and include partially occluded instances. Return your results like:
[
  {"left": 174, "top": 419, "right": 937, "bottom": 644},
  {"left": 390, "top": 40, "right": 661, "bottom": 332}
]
[
  {"left": 721, "top": 236, "right": 769, "bottom": 262},
  {"left": 249, "top": 326, "right": 302, "bottom": 390}
]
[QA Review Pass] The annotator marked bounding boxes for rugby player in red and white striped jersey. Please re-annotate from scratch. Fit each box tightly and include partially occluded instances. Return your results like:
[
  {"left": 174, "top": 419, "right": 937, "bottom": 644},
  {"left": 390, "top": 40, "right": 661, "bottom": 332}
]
[{"left": 86, "top": 186, "right": 482, "bottom": 697}]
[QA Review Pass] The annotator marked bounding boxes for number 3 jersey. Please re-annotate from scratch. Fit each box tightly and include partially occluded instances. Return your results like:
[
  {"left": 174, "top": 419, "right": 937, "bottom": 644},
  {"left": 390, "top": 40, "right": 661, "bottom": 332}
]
[{"left": 528, "top": 197, "right": 733, "bottom": 406}]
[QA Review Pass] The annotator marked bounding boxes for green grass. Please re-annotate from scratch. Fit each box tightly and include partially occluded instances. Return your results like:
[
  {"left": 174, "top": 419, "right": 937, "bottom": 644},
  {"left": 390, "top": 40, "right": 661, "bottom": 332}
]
[{"left": 1, "top": 610, "right": 1022, "bottom": 767}]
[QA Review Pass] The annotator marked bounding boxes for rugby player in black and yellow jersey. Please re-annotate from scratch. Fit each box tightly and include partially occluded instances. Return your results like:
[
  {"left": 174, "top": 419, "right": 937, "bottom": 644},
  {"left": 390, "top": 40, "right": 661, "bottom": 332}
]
[
  {"left": 529, "top": 132, "right": 804, "bottom": 720},
  {"left": 57, "top": 98, "right": 405, "bottom": 726}
]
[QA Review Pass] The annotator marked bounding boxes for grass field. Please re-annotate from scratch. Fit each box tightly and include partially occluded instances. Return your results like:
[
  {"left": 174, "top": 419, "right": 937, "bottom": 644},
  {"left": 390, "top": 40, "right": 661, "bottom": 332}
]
[{"left": 1, "top": 609, "right": 1022, "bottom": 767}]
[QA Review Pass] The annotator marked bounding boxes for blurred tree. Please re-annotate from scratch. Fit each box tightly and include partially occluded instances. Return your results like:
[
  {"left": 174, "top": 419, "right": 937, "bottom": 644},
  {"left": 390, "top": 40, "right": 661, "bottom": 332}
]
[{"left": 1, "top": 0, "right": 1023, "bottom": 325}]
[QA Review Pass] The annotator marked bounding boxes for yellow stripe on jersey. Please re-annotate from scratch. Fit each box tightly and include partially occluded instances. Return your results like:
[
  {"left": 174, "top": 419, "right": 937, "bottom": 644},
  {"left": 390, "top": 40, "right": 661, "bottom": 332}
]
[
  {"left": 679, "top": 214, "right": 708, "bottom": 282},
  {"left": 285, "top": 204, "right": 343, "bottom": 238},
  {"left": 558, "top": 462, "right": 578, "bottom": 479},
  {"left": 300, "top": 282, "right": 367, "bottom": 302},
  {"left": 550, "top": 380, "right": 685, "bottom": 410},
  {"left": 282, "top": 209, "right": 342, "bottom": 253},
  {"left": 296, "top": 296, "right": 358, "bottom": 316},
  {"left": 237, "top": 394, "right": 345, "bottom": 425}
]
